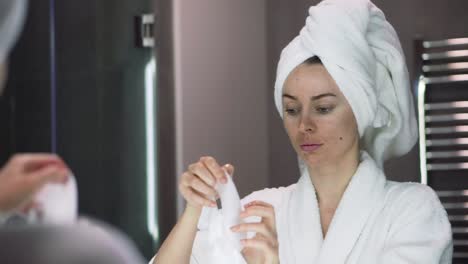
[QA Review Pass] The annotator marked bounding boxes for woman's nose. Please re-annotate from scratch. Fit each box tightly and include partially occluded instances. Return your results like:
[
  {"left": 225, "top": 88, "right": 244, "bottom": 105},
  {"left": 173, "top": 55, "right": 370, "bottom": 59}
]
[{"left": 299, "top": 113, "right": 316, "bottom": 133}]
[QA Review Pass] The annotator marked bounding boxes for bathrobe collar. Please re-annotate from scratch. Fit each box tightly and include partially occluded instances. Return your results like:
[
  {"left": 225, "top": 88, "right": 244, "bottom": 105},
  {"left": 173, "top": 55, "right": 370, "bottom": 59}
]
[{"left": 287, "top": 151, "right": 386, "bottom": 263}]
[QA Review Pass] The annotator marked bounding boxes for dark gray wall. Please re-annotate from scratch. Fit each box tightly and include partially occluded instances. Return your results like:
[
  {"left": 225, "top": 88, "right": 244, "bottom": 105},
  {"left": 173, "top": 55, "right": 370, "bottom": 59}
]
[
  {"left": 266, "top": 0, "right": 468, "bottom": 187},
  {"left": 54, "top": 1, "right": 156, "bottom": 258},
  {"left": 1, "top": 0, "right": 52, "bottom": 162}
]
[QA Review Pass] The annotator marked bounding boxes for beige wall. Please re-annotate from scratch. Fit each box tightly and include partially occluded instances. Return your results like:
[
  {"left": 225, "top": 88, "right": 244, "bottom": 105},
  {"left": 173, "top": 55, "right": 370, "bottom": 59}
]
[{"left": 172, "top": 0, "right": 269, "bottom": 213}]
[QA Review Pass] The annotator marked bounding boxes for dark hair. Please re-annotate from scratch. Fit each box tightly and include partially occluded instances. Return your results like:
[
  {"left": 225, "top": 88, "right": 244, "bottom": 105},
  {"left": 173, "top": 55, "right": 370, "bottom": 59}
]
[{"left": 303, "top": 56, "right": 322, "bottom": 65}]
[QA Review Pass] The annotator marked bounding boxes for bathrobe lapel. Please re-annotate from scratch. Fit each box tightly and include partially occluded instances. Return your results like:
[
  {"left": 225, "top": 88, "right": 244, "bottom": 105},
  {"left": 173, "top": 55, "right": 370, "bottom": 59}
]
[
  {"left": 288, "top": 172, "right": 323, "bottom": 263},
  {"left": 316, "top": 152, "right": 386, "bottom": 264},
  {"left": 287, "top": 152, "right": 386, "bottom": 264}
]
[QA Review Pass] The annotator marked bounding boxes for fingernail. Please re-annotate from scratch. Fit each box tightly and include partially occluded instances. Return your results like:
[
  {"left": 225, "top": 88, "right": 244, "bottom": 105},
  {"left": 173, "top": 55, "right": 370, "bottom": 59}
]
[
  {"left": 241, "top": 239, "right": 247, "bottom": 245},
  {"left": 230, "top": 225, "right": 238, "bottom": 232}
]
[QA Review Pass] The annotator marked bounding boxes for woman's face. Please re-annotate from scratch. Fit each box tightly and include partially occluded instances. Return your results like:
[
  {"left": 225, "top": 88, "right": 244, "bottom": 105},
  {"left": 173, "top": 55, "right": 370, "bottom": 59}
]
[{"left": 282, "top": 62, "right": 359, "bottom": 169}]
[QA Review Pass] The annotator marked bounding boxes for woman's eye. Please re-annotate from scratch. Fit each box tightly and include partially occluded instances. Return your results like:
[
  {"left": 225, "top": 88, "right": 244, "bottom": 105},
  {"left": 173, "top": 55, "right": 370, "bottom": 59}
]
[
  {"left": 285, "top": 108, "right": 299, "bottom": 115},
  {"left": 316, "top": 106, "right": 333, "bottom": 114}
]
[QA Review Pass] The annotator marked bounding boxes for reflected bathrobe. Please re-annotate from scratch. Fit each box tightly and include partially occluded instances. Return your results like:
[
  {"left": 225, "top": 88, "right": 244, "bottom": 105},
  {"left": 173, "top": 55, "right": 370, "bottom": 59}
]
[{"left": 190, "top": 151, "right": 453, "bottom": 264}]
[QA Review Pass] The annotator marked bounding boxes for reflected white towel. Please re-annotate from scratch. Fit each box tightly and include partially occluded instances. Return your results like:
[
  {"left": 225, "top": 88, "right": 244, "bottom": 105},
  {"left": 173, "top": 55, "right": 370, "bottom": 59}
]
[{"left": 27, "top": 174, "right": 78, "bottom": 225}]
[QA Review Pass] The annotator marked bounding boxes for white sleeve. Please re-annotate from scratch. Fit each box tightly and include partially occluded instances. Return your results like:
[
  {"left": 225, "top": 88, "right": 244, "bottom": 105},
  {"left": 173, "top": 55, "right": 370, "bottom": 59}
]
[{"left": 380, "top": 185, "right": 453, "bottom": 264}]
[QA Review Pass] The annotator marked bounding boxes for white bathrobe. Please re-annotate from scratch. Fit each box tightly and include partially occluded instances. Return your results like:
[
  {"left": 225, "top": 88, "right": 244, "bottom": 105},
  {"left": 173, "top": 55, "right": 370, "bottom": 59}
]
[{"left": 189, "top": 151, "right": 452, "bottom": 264}]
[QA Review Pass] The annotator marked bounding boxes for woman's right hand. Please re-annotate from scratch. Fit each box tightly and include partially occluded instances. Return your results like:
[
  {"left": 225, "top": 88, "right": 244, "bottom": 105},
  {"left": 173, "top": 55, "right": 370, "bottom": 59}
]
[
  {"left": 0, "top": 153, "right": 70, "bottom": 212},
  {"left": 179, "top": 156, "right": 234, "bottom": 211},
  {"left": 153, "top": 157, "right": 235, "bottom": 264}
]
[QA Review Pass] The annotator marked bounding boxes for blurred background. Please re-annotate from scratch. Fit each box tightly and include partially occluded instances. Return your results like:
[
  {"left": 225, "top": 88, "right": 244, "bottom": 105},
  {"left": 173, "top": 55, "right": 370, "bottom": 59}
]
[{"left": 1, "top": 0, "right": 467, "bottom": 261}]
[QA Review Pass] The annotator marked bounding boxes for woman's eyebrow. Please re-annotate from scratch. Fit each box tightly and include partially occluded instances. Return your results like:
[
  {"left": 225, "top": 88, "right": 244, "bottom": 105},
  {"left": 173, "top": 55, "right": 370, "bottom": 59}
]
[
  {"left": 282, "top": 93, "right": 297, "bottom": 100},
  {"left": 311, "top": 93, "right": 336, "bottom": 100},
  {"left": 282, "top": 93, "right": 336, "bottom": 101}
]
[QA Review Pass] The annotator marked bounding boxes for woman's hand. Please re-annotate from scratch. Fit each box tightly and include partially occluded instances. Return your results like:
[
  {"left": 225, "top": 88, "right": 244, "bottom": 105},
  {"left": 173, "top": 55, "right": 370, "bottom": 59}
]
[
  {"left": 231, "top": 200, "right": 280, "bottom": 264},
  {"left": 156, "top": 156, "right": 234, "bottom": 264},
  {"left": 0, "top": 153, "right": 70, "bottom": 212},
  {"left": 179, "top": 156, "right": 234, "bottom": 213}
]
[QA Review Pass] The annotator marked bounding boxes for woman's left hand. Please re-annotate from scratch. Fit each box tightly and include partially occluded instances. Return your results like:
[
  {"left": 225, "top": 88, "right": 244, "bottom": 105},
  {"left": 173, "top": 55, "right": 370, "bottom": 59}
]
[{"left": 230, "top": 200, "right": 279, "bottom": 264}]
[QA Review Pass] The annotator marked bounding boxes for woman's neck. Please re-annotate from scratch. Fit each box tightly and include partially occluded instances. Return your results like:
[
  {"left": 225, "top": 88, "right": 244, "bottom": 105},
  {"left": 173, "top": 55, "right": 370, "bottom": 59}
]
[{"left": 308, "top": 150, "right": 360, "bottom": 209}]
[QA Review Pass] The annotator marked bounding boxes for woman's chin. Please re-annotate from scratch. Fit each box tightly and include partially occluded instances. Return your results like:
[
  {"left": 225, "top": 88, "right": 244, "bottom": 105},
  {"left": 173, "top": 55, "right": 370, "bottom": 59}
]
[{"left": 301, "top": 155, "right": 324, "bottom": 167}]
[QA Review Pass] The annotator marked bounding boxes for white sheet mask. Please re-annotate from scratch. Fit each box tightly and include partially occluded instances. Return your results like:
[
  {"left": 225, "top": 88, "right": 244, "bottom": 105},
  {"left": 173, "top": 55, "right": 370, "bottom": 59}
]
[
  {"left": 27, "top": 174, "right": 78, "bottom": 225},
  {"left": 192, "top": 170, "right": 247, "bottom": 264},
  {"left": 215, "top": 170, "right": 246, "bottom": 251}
]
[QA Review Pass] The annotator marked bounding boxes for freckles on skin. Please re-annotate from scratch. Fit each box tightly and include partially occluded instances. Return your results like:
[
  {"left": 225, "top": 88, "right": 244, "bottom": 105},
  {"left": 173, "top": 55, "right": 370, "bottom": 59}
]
[{"left": 340, "top": 137, "right": 343, "bottom": 140}]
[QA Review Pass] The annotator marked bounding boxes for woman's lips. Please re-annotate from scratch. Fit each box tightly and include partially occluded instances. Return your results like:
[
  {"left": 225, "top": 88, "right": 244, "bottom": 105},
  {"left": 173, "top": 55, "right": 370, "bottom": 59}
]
[{"left": 300, "top": 144, "right": 322, "bottom": 152}]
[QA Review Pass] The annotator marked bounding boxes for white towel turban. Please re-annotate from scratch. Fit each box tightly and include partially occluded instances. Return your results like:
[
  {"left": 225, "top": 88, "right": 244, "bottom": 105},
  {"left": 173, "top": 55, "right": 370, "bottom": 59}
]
[
  {"left": 0, "top": 0, "right": 27, "bottom": 64},
  {"left": 274, "top": 0, "right": 418, "bottom": 168}
]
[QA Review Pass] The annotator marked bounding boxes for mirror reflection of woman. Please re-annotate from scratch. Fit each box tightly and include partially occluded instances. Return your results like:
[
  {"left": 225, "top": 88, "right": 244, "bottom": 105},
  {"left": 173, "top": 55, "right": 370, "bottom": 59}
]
[
  {"left": 152, "top": 0, "right": 452, "bottom": 263},
  {"left": 0, "top": 0, "right": 72, "bottom": 223}
]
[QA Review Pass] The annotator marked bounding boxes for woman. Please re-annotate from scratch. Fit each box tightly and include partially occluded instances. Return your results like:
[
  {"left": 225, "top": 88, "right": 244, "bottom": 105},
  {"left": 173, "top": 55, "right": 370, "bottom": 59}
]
[{"left": 153, "top": 0, "right": 453, "bottom": 263}]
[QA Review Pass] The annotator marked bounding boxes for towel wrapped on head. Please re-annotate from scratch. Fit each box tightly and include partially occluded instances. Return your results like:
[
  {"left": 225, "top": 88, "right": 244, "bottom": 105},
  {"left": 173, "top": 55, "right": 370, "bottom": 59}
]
[{"left": 274, "top": 0, "right": 418, "bottom": 168}]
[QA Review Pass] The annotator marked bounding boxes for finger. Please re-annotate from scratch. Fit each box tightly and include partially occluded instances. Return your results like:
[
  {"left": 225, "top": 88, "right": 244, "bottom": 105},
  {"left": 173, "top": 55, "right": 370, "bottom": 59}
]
[
  {"left": 200, "top": 156, "right": 226, "bottom": 184},
  {"left": 180, "top": 172, "right": 203, "bottom": 193},
  {"left": 241, "top": 205, "right": 275, "bottom": 218},
  {"left": 240, "top": 206, "right": 276, "bottom": 230},
  {"left": 180, "top": 185, "right": 216, "bottom": 208},
  {"left": 179, "top": 182, "right": 216, "bottom": 207},
  {"left": 241, "top": 237, "right": 278, "bottom": 257},
  {"left": 231, "top": 222, "right": 275, "bottom": 241},
  {"left": 11, "top": 153, "right": 68, "bottom": 172},
  {"left": 243, "top": 201, "right": 276, "bottom": 229},
  {"left": 27, "top": 166, "right": 69, "bottom": 190},
  {"left": 188, "top": 163, "right": 216, "bottom": 187},
  {"left": 190, "top": 177, "right": 217, "bottom": 198},
  {"left": 244, "top": 200, "right": 274, "bottom": 209},
  {"left": 180, "top": 171, "right": 195, "bottom": 186},
  {"left": 223, "top": 164, "right": 235, "bottom": 177},
  {"left": 240, "top": 204, "right": 276, "bottom": 229}
]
